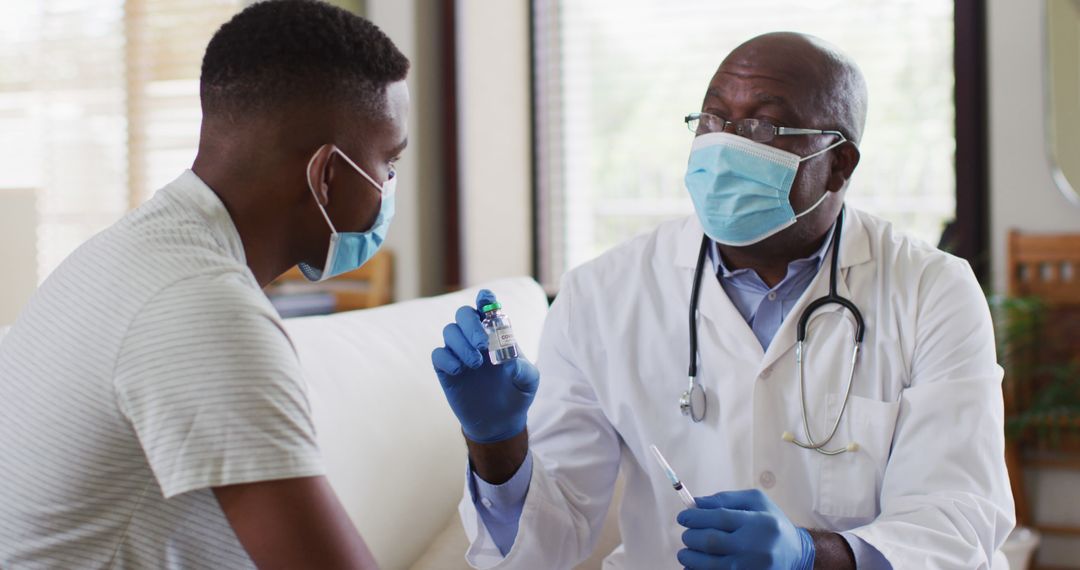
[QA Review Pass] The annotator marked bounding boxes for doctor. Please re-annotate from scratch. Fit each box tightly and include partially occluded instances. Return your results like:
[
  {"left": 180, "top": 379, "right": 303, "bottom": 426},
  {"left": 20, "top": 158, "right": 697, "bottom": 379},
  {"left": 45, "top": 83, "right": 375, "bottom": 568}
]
[{"left": 432, "top": 32, "right": 1014, "bottom": 569}]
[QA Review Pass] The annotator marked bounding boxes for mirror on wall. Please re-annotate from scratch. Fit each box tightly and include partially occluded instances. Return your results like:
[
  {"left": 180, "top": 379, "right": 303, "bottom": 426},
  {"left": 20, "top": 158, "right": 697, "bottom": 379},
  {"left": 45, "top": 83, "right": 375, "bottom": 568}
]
[{"left": 1046, "top": 0, "right": 1080, "bottom": 205}]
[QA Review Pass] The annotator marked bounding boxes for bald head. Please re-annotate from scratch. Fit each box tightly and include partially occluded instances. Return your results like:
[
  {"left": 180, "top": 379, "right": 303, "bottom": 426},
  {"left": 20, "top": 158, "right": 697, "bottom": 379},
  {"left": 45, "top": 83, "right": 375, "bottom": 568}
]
[
  {"left": 697, "top": 31, "right": 868, "bottom": 266},
  {"left": 721, "top": 32, "right": 868, "bottom": 144}
]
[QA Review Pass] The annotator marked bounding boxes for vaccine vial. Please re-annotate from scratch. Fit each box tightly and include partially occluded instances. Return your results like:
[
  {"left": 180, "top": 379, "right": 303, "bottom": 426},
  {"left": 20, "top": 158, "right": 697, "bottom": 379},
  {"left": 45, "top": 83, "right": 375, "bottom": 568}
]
[{"left": 481, "top": 301, "right": 519, "bottom": 365}]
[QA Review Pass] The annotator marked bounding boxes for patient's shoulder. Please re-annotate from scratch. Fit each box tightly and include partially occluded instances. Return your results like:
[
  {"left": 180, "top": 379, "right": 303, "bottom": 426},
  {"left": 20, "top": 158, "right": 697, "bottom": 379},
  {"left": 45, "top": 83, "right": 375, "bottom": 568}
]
[
  {"left": 139, "top": 271, "right": 278, "bottom": 328},
  {"left": 117, "top": 271, "right": 294, "bottom": 374}
]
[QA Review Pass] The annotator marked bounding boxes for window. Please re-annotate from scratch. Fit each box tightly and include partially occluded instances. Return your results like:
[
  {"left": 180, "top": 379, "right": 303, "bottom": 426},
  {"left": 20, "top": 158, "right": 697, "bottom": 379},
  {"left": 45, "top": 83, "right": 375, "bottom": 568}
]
[
  {"left": 0, "top": 0, "right": 242, "bottom": 281},
  {"left": 533, "top": 0, "right": 956, "bottom": 290}
]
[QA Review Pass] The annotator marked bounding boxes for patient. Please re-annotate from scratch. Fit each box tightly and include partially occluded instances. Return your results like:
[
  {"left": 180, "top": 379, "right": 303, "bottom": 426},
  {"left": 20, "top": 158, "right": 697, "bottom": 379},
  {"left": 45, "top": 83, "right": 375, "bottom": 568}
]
[{"left": 0, "top": 1, "right": 407, "bottom": 567}]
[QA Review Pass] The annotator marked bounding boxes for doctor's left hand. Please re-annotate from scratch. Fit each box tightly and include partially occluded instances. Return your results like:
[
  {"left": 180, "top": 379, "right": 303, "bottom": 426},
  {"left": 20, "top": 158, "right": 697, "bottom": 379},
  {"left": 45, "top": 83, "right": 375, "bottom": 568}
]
[{"left": 677, "top": 489, "right": 814, "bottom": 570}]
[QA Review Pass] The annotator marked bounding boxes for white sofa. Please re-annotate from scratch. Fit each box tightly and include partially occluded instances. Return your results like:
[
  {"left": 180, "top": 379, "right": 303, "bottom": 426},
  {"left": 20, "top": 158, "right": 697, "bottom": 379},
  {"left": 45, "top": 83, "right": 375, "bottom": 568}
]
[
  {"left": 284, "top": 277, "right": 620, "bottom": 570},
  {"left": 283, "top": 276, "right": 542, "bottom": 569}
]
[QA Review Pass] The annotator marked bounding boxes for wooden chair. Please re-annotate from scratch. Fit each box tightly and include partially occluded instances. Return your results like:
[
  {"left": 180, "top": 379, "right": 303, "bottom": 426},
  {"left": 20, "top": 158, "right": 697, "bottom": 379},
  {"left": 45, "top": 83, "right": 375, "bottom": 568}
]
[
  {"left": 1005, "top": 230, "right": 1080, "bottom": 545},
  {"left": 267, "top": 249, "right": 394, "bottom": 313},
  {"left": 1009, "top": 230, "right": 1080, "bottom": 305}
]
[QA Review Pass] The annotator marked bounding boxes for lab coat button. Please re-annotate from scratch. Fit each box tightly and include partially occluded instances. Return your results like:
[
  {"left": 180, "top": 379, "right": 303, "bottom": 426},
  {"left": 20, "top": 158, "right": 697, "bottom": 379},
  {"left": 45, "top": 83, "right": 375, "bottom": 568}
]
[
  {"left": 760, "top": 366, "right": 773, "bottom": 380},
  {"left": 480, "top": 498, "right": 493, "bottom": 508},
  {"left": 759, "top": 470, "right": 776, "bottom": 489}
]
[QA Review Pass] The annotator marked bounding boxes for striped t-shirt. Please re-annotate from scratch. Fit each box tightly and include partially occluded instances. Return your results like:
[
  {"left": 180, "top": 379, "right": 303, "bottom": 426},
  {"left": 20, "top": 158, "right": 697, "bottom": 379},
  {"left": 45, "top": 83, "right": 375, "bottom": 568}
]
[{"left": 0, "top": 170, "right": 325, "bottom": 569}]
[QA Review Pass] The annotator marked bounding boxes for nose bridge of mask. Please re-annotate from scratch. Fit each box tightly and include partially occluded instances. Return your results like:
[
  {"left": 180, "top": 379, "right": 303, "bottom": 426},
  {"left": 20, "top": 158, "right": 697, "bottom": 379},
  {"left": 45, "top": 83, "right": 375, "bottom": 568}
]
[
  {"left": 691, "top": 131, "right": 847, "bottom": 166},
  {"left": 379, "top": 174, "right": 398, "bottom": 198},
  {"left": 691, "top": 132, "right": 802, "bottom": 170}
]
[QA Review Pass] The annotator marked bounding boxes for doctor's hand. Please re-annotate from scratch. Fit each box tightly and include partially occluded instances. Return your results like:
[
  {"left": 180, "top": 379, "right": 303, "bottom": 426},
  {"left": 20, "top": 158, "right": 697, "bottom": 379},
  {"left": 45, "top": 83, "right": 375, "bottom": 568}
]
[
  {"left": 431, "top": 289, "right": 540, "bottom": 445},
  {"left": 677, "top": 489, "right": 815, "bottom": 570}
]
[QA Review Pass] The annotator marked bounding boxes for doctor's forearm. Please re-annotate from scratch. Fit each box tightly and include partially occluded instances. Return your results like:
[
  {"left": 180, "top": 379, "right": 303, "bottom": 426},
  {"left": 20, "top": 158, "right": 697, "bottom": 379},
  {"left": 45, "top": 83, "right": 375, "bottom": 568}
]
[
  {"left": 808, "top": 530, "right": 855, "bottom": 570},
  {"left": 466, "top": 428, "right": 529, "bottom": 484}
]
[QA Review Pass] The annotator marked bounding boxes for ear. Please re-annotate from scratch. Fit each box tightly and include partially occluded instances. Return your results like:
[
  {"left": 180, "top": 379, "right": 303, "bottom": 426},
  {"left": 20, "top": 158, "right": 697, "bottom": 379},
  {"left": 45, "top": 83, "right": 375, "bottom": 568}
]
[
  {"left": 826, "top": 142, "right": 861, "bottom": 192},
  {"left": 306, "top": 143, "right": 338, "bottom": 206}
]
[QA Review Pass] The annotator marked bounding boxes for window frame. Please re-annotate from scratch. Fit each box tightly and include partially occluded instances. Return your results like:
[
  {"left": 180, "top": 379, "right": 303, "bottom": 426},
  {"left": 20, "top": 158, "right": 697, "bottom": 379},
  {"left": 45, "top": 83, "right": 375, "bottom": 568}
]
[{"left": 953, "top": 0, "right": 990, "bottom": 284}]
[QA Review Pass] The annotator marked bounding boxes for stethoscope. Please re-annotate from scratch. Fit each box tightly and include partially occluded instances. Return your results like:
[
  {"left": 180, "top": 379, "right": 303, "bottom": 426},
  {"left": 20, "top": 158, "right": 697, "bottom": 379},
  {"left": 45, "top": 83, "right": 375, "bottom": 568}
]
[{"left": 679, "top": 208, "right": 866, "bottom": 455}]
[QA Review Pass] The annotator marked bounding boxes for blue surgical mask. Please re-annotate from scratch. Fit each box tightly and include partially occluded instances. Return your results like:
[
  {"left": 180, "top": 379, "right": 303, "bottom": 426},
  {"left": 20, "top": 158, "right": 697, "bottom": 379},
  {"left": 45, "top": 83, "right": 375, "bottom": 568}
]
[
  {"left": 299, "top": 146, "right": 397, "bottom": 282},
  {"left": 684, "top": 132, "right": 845, "bottom": 246}
]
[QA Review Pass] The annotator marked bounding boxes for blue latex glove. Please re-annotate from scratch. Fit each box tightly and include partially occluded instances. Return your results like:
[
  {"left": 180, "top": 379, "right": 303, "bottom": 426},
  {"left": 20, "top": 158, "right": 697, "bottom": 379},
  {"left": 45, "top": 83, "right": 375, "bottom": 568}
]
[
  {"left": 431, "top": 289, "right": 540, "bottom": 444},
  {"left": 676, "top": 489, "right": 815, "bottom": 570}
]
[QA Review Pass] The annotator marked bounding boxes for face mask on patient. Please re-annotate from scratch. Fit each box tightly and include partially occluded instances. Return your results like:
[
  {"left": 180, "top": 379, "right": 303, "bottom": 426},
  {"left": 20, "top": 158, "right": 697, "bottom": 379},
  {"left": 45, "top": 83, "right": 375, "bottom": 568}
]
[{"left": 298, "top": 146, "right": 397, "bottom": 282}]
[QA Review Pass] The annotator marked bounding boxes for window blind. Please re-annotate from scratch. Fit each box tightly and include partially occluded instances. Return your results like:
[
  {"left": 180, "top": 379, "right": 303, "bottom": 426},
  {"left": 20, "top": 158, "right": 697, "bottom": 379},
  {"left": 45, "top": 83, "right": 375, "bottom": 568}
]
[
  {"left": 126, "top": 0, "right": 241, "bottom": 205},
  {"left": 0, "top": 0, "right": 239, "bottom": 280}
]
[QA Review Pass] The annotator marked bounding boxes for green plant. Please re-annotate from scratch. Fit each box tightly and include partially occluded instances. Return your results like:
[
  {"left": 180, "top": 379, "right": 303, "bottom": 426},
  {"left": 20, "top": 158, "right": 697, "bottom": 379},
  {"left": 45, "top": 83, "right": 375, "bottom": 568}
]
[
  {"left": 989, "top": 294, "right": 1080, "bottom": 447},
  {"left": 1006, "top": 363, "right": 1080, "bottom": 446},
  {"left": 989, "top": 294, "right": 1044, "bottom": 380}
]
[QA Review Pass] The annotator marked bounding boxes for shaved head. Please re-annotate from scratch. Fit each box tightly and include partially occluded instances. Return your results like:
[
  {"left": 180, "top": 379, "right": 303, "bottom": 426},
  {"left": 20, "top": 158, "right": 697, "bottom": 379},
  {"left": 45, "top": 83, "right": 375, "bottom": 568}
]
[
  {"left": 722, "top": 32, "right": 868, "bottom": 144},
  {"left": 191, "top": 1, "right": 411, "bottom": 287}
]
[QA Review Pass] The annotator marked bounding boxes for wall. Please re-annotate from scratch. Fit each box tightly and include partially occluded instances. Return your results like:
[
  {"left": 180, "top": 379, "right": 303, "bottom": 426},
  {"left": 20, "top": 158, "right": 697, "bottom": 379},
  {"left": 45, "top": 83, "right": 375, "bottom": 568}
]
[
  {"left": 343, "top": 0, "right": 534, "bottom": 299},
  {"left": 367, "top": 0, "right": 447, "bottom": 301},
  {"left": 0, "top": 189, "right": 36, "bottom": 325},
  {"left": 988, "top": 0, "right": 1080, "bottom": 565},
  {"left": 455, "top": 0, "right": 533, "bottom": 286},
  {"left": 329, "top": 0, "right": 533, "bottom": 298},
  {"left": 988, "top": 0, "right": 1080, "bottom": 294}
]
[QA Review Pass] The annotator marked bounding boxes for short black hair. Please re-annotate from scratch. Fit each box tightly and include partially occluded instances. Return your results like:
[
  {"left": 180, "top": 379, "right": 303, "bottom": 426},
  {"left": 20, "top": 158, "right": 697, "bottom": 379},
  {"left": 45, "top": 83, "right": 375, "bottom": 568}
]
[{"left": 200, "top": 0, "right": 409, "bottom": 120}]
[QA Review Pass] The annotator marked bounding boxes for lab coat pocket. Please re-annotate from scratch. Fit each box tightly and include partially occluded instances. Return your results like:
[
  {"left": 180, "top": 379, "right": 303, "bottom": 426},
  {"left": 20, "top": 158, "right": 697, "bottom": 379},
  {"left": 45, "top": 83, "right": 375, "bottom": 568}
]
[{"left": 813, "top": 393, "right": 900, "bottom": 521}]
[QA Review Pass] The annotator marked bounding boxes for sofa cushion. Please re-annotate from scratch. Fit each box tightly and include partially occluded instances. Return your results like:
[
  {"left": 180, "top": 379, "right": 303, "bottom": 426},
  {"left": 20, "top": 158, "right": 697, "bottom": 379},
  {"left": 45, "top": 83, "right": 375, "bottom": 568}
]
[
  {"left": 409, "top": 513, "right": 472, "bottom": 570},
  {"left": 283, "top": 277, "right": 549, "bottom": 570}
]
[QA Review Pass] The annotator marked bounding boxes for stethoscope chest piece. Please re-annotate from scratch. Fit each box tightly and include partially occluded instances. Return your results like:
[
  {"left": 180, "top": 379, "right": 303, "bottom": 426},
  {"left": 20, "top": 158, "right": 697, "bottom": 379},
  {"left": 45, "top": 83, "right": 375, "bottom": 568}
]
[{"left": 679, "top": 378, "right": 706, "bottom": 422}]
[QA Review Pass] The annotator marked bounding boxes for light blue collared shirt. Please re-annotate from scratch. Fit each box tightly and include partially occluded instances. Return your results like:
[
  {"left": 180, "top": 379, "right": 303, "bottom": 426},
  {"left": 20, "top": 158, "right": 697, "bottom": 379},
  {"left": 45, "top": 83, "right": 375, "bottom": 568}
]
[
  {"left": 709, "top": 230, "right": 833, "bottom": 351},
  {"left": 470, "top": 228, "right": 890, "bottom": 568},
  {"left": 467, "top": 453, "right": 534, "bottom": 554}
]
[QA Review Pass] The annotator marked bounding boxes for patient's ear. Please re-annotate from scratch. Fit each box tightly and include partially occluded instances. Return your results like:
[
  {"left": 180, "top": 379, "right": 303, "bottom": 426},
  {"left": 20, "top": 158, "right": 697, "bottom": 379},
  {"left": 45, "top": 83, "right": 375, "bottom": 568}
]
[{"left": 306, "top": 143, "right": 337, "bottom": 206}]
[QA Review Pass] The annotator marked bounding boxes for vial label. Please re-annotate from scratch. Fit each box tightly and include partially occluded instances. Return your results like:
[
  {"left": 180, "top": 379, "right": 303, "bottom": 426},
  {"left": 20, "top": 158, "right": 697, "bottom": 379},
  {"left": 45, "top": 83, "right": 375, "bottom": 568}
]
[{"left": 489, "top": 326, "right": 516, "bottom": 349}]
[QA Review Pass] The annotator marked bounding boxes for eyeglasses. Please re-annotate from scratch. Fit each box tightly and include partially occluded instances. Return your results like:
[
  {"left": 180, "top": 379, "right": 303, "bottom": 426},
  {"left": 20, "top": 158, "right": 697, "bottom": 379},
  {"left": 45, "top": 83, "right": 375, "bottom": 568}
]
[{"left": 684, "top": 111, "right": 844, "bottom": 143}]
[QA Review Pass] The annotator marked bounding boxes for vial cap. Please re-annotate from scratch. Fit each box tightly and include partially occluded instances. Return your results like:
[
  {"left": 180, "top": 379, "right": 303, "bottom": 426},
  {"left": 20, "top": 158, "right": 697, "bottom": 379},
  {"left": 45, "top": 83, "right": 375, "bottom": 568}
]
[{"left": 481, "top": 302, "right": 502, "bottom": 313}]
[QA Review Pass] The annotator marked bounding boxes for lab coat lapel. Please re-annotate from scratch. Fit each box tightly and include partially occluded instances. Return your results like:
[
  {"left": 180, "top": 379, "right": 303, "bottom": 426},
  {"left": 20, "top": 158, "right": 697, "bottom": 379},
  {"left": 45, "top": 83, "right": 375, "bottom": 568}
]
[
  {"left": 673, "top": 217, "right": 764, "bottom": 362},
  {"left": 758, "top": 208, "right": 872, "bottom": 373}
]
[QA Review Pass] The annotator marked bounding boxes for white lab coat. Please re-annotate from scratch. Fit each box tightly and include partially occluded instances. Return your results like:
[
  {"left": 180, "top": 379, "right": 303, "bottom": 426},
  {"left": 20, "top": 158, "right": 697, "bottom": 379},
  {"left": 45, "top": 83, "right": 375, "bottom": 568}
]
[{"left": 460, "top": 208, "right": 1015, "bottom": 569}]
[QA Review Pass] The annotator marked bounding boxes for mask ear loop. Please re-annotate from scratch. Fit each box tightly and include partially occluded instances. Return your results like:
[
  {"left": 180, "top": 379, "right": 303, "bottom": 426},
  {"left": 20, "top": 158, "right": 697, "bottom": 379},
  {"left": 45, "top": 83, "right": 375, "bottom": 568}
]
[
  {"left": 307, "top": 147, "right": 339, "bottom": 236},
  {"left": 797, "top": 135, "right": 848, "bottom": 162},
  {"left": 794, "top": 190, "right": 830, "bottom": 219},
  {"left": 330, "top": 145, "right": 389, "bottom": 196},
  {"left": 792, "top": 135, "right": 848, "bottom": 219},
  {"left": 327, "top": 146, "right": 395, "bottom": 237}
]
